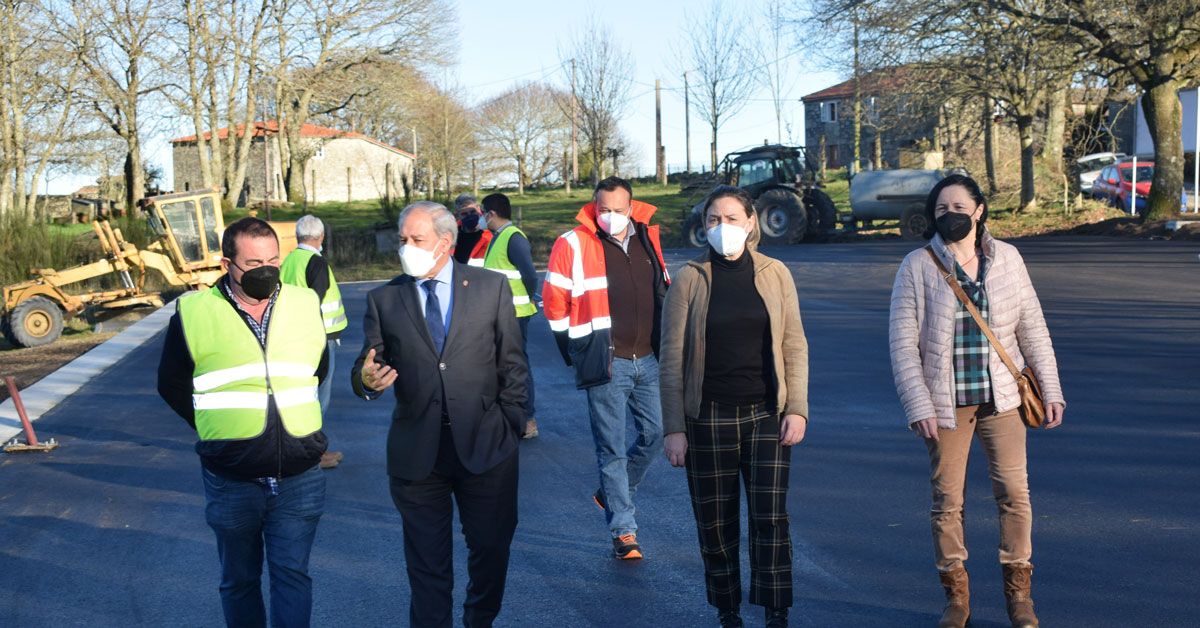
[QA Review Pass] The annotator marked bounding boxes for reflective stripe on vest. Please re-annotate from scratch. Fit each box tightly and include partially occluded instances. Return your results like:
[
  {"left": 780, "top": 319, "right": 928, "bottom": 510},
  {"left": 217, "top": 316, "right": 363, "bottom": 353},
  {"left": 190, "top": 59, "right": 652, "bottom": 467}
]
[
  {"left": 483, "top": 225, "right": 537, "bottom": 317},
  {"left": 178, "top": 284, "right": 326, "bottom": 441},
  {"left": 279, "top": 247, "right": 348, "bottom": 333}
]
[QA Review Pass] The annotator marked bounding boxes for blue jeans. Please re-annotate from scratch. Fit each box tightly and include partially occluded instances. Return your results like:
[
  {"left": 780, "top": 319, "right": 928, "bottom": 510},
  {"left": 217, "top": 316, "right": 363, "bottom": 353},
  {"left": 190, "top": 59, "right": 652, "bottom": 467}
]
[
  {"left": 585, "top": 355, "right": 663, "bottom": 537},
  {"left": 202, "top": 464, "right": 326, "bottom": 628},
  {"left": 518, "top": 316, "right": 535, "bottom": 417},
  {"left": 317, "top": 339, "right": 336, "bottom": 414}
]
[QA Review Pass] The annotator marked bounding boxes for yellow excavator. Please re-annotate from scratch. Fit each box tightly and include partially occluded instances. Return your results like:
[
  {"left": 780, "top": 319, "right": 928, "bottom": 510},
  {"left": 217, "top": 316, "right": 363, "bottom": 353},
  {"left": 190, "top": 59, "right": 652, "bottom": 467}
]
[{"left": 1, "top": 188, "right": 295, "bottom": 348}]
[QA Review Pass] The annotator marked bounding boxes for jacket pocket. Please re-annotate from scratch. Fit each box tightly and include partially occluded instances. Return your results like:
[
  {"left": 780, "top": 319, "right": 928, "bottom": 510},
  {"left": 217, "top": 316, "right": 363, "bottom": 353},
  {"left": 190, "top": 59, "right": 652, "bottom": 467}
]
[{"left": 569, "top": 331, "right": 612, "bottom": 388}]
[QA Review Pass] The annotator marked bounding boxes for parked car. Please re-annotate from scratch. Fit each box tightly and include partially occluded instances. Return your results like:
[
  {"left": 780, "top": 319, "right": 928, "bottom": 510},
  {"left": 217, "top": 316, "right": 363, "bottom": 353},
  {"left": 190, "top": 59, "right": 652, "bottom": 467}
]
[
  {"left": 1091, "top": 160, "right": 1188, "bottom": 213},
  {"left": 1076, "top": 152, "right": 1125, "bottom": 193}
]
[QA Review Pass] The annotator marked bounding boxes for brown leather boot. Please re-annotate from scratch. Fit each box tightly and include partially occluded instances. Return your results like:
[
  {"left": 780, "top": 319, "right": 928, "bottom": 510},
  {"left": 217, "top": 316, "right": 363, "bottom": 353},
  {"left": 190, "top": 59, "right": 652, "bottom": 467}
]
[
  {"left": 938, "top": 567, "right": 970, "bottom": 628},
  {"left": 1002, "top": 563, "right": 1038, "bottom": 628}
]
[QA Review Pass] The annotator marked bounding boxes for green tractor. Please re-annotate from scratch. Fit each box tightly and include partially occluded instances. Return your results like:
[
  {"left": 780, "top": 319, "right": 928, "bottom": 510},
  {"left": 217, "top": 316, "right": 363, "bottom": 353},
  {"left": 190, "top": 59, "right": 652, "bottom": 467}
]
[{"left": 680, "top": 144, "right": 837, "bottom": 247}]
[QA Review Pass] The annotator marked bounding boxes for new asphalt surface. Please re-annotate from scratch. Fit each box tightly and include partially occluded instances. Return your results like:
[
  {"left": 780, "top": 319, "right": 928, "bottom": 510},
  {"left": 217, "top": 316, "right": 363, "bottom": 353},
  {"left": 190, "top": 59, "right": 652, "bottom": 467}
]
[{"left": 1, "top": 236, "right": 1197, "bottom": 627}]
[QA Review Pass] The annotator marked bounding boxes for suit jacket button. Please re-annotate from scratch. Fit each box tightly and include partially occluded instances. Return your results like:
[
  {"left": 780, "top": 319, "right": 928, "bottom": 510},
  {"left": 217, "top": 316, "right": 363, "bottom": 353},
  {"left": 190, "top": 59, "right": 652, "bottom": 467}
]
[{"left": 439, "top": 362, "right": 446, "bottom": 371}]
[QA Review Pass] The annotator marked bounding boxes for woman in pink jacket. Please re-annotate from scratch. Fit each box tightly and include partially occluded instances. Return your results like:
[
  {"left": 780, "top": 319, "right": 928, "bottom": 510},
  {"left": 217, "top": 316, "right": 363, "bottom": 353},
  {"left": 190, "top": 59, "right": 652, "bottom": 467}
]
[{"left": 888, "top": 174, "right": 1065, "bottom": 628}]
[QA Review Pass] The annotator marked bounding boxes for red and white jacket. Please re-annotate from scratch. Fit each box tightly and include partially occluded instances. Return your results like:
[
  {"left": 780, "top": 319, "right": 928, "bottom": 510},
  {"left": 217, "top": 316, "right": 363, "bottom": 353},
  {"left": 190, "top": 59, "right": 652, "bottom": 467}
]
[
  {"left": 466, "top": 229, "right": 493, "bottom": 267},
  {"left": 543, "top": 200, "right": 670, "bottom": 388}
]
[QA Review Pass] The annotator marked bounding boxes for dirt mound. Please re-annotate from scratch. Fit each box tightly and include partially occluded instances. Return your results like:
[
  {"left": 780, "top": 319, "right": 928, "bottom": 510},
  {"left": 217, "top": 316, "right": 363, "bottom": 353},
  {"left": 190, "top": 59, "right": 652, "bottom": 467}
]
[{"left": 1056, "top": 216, "right": 1200, "bottom": 240}]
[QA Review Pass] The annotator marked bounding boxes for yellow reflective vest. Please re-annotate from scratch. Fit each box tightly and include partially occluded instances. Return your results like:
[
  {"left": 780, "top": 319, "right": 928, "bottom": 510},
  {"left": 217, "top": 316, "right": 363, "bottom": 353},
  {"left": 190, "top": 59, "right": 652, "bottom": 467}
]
[
  {"left": 178, "top": 284, "right": 325, "bottom": 441},
  {"left": 279, "top": 247, "right": 348, "bottom": 334},
  {"left": 484, "top": 225, "right": 537, "bottom": 318}
]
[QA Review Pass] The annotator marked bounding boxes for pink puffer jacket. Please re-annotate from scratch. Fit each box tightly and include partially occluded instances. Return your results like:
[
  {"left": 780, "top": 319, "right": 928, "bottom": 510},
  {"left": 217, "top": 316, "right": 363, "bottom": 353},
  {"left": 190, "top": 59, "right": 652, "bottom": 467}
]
[{"left": 889, "top": 230, "right": 1066, "bottom": 429}]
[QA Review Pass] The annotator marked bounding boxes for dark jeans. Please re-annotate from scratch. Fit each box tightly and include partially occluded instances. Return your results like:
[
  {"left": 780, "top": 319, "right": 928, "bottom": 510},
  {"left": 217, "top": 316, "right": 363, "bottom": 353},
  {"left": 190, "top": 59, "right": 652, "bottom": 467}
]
[
  {"left": 389, "top": 425, "right": 519, "bottom": 628},
  {"left": 202, "top": 464, "right": 326, "bottom": 628},
  {"left": 518, "top": 316, "right": 535, "bottom": 417}
]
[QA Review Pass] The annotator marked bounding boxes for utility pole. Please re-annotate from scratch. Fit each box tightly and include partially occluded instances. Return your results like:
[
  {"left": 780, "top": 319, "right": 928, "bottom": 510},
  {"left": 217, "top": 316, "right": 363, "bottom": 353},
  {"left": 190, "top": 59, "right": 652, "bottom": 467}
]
[
  {"left": 411, "top": 127, "right": 419, "bottom": 197},
  {"left": 852, "top": 5, "right": 862, "bottom": 176},
  {"left": 471, "top": 158, "right": 478, "bottom": 199},
  {"left": 655, "top": 79, "right": 666, "bottom": 185},
  {"left": 684, "top": 70, "right": 691, "bottom": 174},
  {"left": 570, "top": 58, "right": 578, "bottom": 194}
]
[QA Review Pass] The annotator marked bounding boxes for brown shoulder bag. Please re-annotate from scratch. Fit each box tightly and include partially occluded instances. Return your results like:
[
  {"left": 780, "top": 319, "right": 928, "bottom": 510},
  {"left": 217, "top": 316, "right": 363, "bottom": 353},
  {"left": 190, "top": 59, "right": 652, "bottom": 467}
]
[{"left": 925, "top": 246, "right": 1046, "bottom": 428}]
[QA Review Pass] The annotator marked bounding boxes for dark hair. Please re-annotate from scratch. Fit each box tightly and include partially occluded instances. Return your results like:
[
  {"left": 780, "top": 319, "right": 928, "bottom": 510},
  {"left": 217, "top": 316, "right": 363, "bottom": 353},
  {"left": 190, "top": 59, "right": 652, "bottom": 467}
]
[
  {"left": 923, "top": 173, "right": 989, "bottom": 242},
  {"left": 222, "top": 216, "right": 279, "bottom": 259},
  {"left": 702, "top": 185, "right": 755, "bottom": 218},
  {"left": 481, "top": 193, "right": 512, "bottom": 219},
  {"left": 594, "top": 176, "right": 632, "bottom": 198}
]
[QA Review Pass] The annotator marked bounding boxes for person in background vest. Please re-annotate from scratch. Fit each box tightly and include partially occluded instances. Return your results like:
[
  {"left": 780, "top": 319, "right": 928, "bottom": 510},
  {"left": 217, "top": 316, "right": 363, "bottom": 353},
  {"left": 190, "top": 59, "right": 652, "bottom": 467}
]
[
  {"left": 157, "top": 217, "right": 330, "bottom": 628},
  {"left": 480, "top": 193, "right": 541, "bottom": 439},
  {"left": 280, "top": 215, "right": 346, "bottom": 469},
  {"left": 452, "top": 193, "right": 490, "bottom": 266},
  {"left": 543, "top": 176, "right": 670, "bottom": 560}
]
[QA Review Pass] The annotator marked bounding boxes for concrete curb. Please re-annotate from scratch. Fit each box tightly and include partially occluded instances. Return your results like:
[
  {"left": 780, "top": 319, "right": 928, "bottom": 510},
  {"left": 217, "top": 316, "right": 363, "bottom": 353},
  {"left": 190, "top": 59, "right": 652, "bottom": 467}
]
[{"left": 0, "top": 302, "right": 177, "bottom": 443}]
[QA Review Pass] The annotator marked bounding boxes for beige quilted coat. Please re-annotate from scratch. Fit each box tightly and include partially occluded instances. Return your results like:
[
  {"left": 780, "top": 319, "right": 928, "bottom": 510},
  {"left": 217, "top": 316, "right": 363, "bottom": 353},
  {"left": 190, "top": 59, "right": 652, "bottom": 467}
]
[{"left": 889, "top": 230, "right": 1065, "bottom": 429}]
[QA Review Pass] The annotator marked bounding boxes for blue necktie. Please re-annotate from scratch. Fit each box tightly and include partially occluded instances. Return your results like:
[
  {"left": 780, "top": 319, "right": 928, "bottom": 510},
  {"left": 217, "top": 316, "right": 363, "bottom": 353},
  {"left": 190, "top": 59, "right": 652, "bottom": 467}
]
[{"left": 422, "top": 279, "right": 446, "bottom": 354}]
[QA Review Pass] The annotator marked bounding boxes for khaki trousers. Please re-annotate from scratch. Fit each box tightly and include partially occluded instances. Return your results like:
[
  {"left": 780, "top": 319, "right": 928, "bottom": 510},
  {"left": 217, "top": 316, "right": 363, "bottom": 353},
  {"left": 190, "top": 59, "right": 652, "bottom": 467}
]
[{"left": 925, "top": 405, "right": 1033, "bottom": 572}]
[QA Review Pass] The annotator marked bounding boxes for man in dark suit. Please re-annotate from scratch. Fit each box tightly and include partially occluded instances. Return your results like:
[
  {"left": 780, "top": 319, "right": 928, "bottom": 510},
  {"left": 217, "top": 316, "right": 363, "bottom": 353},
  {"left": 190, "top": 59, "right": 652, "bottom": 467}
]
[{"left": 350, "top": 201, "right": 528, "bottom": 628}]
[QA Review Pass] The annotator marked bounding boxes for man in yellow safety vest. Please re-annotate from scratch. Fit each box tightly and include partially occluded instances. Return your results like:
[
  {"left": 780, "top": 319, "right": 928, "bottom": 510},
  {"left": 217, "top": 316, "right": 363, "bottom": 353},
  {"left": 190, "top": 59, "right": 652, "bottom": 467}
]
[
  {"left": 280, "top": 214, "right": 346, "bottom": 469},
  {"left": 157, "top": 217, "right": 330, "bottom": 627},
  {"left": 481, "top": 193, "right": 541, "bottom": 438}
]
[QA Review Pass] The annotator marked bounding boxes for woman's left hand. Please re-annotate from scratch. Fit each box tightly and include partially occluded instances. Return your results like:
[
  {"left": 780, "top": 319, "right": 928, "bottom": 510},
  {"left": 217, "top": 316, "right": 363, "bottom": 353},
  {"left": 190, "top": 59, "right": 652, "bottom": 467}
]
[
  {"left": 780, "top": 414, "right": 807, "bottom": 446},
  {"left": 1044, "top": 402, "right": 1065, "bottom": 429}
]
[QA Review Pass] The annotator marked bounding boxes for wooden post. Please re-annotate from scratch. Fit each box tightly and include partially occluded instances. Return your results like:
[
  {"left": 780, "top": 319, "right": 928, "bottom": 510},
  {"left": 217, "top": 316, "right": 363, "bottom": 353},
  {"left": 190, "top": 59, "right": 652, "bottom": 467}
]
[
  {"left": 684, "top": 71, "right": 691, "bottom": 174},
  {"left": 385, "top": 162, "right": 393, "bottom": 205},
  {"left": 471, "top": 158, "right": 478, "bottom": 198},
  {"left": 310, "top": 169, "right": 316, "bottom": 205},
  {"left": 346, "top": 167, "right": 352, "bottom": 203},
  {"left": 570, "top": 58, "right": 578, "bottom": 190}
]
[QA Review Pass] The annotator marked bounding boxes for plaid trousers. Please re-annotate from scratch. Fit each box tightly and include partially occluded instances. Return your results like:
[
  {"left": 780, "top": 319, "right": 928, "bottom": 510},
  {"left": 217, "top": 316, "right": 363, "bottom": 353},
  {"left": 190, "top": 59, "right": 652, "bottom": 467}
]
[{"left": 684, "top": 400, "right": 793, "bottom": 610}]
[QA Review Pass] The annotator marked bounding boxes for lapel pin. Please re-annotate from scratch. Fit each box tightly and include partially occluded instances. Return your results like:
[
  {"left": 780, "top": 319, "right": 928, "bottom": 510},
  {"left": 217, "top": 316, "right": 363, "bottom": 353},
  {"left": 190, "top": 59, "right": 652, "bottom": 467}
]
[{"left": 463, "top": 280, "right": 469, "bottom": 286}]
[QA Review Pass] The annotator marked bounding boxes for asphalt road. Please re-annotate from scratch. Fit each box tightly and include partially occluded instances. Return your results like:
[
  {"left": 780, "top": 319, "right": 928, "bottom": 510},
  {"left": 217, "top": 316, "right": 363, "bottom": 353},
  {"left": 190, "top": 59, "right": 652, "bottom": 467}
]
[{"left": 1, "top": 236, "right": 1197, "bottom": 627}]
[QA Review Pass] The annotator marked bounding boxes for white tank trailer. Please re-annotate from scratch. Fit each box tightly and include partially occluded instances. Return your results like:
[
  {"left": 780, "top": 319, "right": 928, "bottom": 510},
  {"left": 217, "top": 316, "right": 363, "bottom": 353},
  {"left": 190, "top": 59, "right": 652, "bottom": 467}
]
[{"left": 847, "top": 169, "right": 956, "bottom": 240}]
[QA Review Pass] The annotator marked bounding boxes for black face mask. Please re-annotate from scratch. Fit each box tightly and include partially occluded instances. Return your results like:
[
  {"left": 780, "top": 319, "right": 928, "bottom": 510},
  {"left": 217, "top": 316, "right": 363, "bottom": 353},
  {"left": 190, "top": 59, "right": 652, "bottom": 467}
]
[
  {"left": 460, "top": 214, "right": 481, "bottom": 231},
  {"left": 936, "top": 211, "right": 975, "bottom": 243},
  {"left": 232, "top": 263, "right": 279, "bottom": 300}
]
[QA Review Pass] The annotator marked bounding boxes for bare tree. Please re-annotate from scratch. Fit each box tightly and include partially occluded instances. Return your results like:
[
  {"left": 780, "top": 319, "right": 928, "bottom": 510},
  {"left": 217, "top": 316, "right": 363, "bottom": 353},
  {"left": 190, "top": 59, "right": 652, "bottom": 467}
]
[
  {"left": 993, "top": 0, "right": 1200, "bottom": 221},
  {"left": 758, "top": 3, "right": 796, "bottom": 145},
  {"left": 476, "top": 82, "right": 569, "bottom": 194},
  {"left": 268, "top": 0, "right": 451, "bottom": 204},
  {"left": 559, "top": 16, "right": 634, "bottom": 185},
  {"left": 56, "top": 0, "right": 170, "bottom": 212},
  {"left": 166, "top": 0, "right": 272, "bottom": 208},
  {"left": 1, "top": 1, "right": 84, "bottom": 221},
  {"left": 679, "top": 0, "right": 757, "bottom": 171}
]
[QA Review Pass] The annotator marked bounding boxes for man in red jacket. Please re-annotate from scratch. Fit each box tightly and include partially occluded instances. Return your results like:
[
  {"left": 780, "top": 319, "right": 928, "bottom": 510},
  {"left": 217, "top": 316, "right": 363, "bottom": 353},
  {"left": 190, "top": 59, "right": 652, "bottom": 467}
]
[{"left": 543, "top": 176, "right": 670, "bottom": 560}]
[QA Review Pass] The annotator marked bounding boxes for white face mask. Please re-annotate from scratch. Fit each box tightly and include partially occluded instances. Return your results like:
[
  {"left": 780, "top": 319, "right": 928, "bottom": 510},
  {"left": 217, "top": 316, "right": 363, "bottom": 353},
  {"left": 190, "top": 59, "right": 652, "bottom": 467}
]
[
  {"left": 398, "top": 241, "right": 444, "bottom": 277},
  {"left": 597, "top": 211, "right": 630, "bottom": 235},
  {"left": 707, "top": 222, "right": 750, "bottom": 257}
]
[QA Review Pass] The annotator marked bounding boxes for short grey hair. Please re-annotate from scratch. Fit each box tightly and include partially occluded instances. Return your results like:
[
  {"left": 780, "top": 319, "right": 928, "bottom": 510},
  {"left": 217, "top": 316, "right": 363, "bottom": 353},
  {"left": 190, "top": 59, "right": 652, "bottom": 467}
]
[
  {"left": 453, "top": 193, "right": 478, "bottom": 210},
  {"left": 398, "top": 201, "right": 458, "bottom": 245},
  {"left": 295, "top": 214, "right": 325, "bottom": 241}
]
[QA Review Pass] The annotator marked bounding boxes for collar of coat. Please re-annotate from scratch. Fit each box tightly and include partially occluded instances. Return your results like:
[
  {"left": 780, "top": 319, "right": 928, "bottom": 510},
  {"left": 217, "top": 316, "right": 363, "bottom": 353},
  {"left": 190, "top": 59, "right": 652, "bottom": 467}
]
[
  {"left": 928, "top": 225, "right": 998, "bottom": 269},
  {"left": 685, "top": 248, "right": 773, "bottom": 276},
  {"left": 574, "top": 199, "right": 658, "bottom": 233}
]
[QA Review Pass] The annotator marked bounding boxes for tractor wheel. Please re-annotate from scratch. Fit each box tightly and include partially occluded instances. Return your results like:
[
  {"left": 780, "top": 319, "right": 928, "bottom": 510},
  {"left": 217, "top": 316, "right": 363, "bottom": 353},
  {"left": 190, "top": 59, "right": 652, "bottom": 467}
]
[
  {"left": 755, "top": 188, "right": 807, "bottom": 245},
  {"left": 8, "top": 296, "right": 65, "bottom": 348},
  {"left": 684, "top": 214, "right": 708, "bottom": 248},
  {"left": 803, "top": 188, "right": 838, "bottom": 240},
  {"left": 900, "top": 203, "right": 929, "bottom": 241}
]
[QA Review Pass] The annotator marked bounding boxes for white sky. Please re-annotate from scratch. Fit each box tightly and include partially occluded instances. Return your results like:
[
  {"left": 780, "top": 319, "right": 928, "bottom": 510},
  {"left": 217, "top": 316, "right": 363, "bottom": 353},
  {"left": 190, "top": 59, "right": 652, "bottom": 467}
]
[{"left": 46, "top": 0, "right": 843, "bottom": 194}]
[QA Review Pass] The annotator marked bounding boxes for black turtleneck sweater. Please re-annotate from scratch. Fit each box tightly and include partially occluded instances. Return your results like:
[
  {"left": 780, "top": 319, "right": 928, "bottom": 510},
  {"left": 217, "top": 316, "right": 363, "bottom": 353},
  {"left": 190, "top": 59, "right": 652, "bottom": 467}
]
[{"left": 702, "top": 248, "right": 774, "bottom": 406}]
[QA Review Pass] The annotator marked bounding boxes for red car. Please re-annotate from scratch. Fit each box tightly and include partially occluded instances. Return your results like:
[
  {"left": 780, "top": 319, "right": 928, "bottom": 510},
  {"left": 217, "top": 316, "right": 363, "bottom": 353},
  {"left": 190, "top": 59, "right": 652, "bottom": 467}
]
[{"left": 1091, "top": 161, "right": 1188, "bottom": 213}]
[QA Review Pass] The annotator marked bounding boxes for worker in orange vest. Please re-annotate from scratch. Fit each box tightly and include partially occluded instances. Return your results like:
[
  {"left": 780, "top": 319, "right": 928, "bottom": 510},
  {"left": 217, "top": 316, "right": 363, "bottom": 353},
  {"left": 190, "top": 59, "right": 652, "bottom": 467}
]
[{"left": 452, "top": 193, "right": 492, "bottom": 266}]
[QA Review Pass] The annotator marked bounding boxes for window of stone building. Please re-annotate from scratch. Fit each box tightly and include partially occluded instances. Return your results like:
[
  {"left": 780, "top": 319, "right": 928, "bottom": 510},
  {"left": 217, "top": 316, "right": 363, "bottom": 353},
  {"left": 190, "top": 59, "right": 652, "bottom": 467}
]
[{"left": 821, "top": 101, "right": 838, "bottom": 123}]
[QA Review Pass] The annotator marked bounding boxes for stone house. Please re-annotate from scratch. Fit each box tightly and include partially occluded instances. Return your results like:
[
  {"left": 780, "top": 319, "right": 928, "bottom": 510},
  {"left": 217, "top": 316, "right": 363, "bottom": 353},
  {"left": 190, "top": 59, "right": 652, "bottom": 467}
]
[
  {"left": 802, "top": 69, "right": 940, "bottom": 171},
  {"left": 170, "top": 121, "right": 414, "bottom": 205}
]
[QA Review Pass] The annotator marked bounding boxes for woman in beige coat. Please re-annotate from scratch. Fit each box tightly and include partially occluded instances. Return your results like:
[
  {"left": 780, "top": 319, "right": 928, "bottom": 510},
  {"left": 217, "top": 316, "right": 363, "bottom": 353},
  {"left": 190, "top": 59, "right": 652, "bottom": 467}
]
[
  {"left": 889, "top": 173, "right": 1066, "bottom": 628},
  {"left": 660, "top": 186, "right": 809, "bottom": 628}
]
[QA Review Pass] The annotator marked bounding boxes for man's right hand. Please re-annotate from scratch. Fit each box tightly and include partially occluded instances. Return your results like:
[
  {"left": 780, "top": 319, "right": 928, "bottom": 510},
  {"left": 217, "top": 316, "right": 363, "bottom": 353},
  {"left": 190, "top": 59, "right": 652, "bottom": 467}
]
[{"left": 361, "top": 348, "right": 397, "bottom": 392}]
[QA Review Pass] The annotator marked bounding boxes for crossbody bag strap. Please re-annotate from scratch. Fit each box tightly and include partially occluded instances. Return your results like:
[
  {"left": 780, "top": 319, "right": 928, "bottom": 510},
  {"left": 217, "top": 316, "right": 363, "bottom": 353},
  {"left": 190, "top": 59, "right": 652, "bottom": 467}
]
[{"left": 924, "top": 246, "right": 1022, "bottom": 380}]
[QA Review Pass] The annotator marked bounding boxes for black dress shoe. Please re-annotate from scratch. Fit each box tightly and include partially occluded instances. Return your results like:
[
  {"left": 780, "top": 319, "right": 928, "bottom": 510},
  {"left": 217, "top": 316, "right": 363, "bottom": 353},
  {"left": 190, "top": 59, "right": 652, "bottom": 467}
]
[
  {"left": 717, "top": 609, "right": 743, "bottom": 627},
  {"left": 765, "top": 606, "right": 789, "bottom": 627}
]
